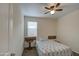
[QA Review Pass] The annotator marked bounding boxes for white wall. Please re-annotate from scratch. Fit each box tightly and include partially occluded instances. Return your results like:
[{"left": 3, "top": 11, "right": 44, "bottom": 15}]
[
  {"left": 0, "top": 3, "right": 9, "bottom": 53},
  {"left": 24, "top": 16, "right": 57, "bottom": 47},
  {"left": 57, "top": 10, "right": 79, "bottom": 53},
  {"left": 24, "top": 16, "right": 57, "bottom": 38}
]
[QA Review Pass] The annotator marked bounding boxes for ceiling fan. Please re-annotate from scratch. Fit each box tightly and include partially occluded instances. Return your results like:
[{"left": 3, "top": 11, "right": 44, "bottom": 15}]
[{"left": 44, "top": 3, "right": 63, "bottom": 15}]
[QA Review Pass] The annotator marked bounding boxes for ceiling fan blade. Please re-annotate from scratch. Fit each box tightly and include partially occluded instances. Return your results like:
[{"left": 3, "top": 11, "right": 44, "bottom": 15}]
[
  {"left": 50, "top": 6, "right": 54, "bottom": 9},
  {"left": 45, "top": 7, "right": 50, "bottom": 10},
  {"left": 55, "top": 9, "right": 63, "bottom": 11},
  {"left": 44, "top": 11, "right": 50, "bottom": 14},
  {"left": 56, "top": 3, "right": 60, "bottom": 7}
]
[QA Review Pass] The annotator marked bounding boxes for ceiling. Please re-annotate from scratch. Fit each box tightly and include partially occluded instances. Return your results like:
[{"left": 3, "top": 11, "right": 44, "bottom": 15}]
[{"left": 21, "top": 3, "right": 79, "bottom": 19}]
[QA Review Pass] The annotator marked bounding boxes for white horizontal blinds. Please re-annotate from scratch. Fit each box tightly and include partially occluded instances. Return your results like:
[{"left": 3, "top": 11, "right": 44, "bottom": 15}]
[{"left": 27, "top": 21, "right": 37, "bottom": 37}]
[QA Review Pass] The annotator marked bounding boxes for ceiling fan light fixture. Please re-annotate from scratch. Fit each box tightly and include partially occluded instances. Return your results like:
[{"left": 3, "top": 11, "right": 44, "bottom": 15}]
[{"left": 50, "top": 10, "right": 55, "bottom": 15}]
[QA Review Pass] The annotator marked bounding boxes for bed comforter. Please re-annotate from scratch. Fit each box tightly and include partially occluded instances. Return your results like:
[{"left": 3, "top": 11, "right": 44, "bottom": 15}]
[{"left": 36, "top": 40, "right": 72, "bottom": 56}]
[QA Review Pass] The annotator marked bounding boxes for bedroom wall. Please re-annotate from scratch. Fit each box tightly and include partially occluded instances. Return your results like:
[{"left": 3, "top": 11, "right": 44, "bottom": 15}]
[
  {"left": 24, "top": 16, "right": 57, "bottom": 47},
  {"left": 24, "top": 16, "right": 57, "bottom": 38},
  {"left": 57, "top": 10, "right": 79, "bottom": 53},
  {"left": 0, "top": 3, "right": 9, "bottom": 53}
]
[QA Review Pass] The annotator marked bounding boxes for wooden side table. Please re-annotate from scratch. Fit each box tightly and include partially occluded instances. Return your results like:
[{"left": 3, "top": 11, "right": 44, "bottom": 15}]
[{"left": 24, "top": 37, "right": 36, "bottom": 50}]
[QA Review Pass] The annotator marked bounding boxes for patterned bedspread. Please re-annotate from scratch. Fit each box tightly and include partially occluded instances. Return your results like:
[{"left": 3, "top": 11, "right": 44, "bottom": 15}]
[{"left": 36, "top": 40, "right": 72, "bottom": 56}]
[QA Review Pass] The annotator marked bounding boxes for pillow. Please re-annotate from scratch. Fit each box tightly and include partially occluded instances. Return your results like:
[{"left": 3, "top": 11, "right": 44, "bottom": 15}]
[{"left": 37, "top": 37, "right": 48, "bottom": 41}]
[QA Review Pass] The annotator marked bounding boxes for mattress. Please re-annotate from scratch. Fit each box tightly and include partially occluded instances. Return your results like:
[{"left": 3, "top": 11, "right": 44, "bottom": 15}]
[{"left": 36, "top": 40, "right": 72, "bottom": 56}]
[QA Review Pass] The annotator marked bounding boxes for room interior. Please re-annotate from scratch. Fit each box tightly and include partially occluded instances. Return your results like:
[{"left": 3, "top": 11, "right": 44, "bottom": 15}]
[
  {"left": 0, "top": 3, "right": 79, "bottom": 56},
  {"left": 22, "top": 3, "right": 79, "bottom": 56}
]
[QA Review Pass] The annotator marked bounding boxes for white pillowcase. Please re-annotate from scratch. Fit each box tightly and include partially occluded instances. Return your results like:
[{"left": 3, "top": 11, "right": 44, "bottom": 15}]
[{"left": 37, "top": 37, "right": 48, "bottom": 41}]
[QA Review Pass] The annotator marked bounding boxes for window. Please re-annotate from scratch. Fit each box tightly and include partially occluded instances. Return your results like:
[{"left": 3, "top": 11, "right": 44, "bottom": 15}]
[{"left": 27, "top": 21, "right": 37, "bottom": 37}]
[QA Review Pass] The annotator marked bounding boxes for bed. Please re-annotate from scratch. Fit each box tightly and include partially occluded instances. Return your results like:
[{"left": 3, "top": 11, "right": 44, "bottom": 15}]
[{"left": 36, "top": 39, "right": 72, "bottom": 56}]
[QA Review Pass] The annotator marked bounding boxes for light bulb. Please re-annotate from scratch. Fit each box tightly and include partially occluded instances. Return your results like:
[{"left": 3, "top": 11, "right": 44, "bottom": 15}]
[{"left": 50, "top": 10, "right": 55, "bottom": 14}]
